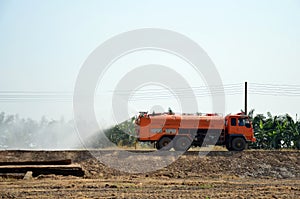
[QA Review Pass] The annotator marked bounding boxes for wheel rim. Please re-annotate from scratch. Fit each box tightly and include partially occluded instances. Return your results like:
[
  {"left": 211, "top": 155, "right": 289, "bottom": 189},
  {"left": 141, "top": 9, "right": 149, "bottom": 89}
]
[
  {"left": 233, "top": 138, "right": 245, "bottom": 151},
  {"left": 163, "top": 141, "right": 169, "bottom": 146},
  {"left": 180, "top": 141, "right": 188, "bottom": 147},
  {"left": 159, "top": 137, "right": 172, "bottom": 150},
  {"left": 175, "top": 137, "right": 191, "bottom": 151}
]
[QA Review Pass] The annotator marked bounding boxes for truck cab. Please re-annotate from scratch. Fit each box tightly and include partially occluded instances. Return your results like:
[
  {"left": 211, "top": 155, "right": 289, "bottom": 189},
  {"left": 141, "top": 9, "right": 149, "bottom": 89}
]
[{"left": 225, "top": 113, "right": 256, "bottom": 151}]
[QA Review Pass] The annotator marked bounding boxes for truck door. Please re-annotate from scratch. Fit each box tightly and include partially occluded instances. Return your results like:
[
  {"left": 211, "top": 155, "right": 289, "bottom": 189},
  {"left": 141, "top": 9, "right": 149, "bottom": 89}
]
[
  {"left": 229, "top": 117, "right": 250, "bottom": 136},
  {"left": 228, "top": 117, "right": 239, "bottom": 134}
]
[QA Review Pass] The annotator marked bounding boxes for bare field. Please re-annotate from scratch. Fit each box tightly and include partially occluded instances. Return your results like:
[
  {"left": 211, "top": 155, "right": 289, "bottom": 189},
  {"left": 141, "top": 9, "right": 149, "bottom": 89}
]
[{"left": 0, "top": 150, "right": 299, "bottom": 198}]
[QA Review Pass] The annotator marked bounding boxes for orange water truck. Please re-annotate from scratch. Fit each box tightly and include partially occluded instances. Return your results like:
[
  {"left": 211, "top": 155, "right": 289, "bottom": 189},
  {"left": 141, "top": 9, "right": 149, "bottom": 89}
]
[{"left": 135, "top": 112, "right": 256, "bottom": 151}]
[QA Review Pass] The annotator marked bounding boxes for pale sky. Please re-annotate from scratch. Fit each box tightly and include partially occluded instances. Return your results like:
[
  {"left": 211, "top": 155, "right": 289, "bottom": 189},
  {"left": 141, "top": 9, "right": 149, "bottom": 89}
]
[{"left": 1, "top": 0, "right": 300, "bottom": 124}]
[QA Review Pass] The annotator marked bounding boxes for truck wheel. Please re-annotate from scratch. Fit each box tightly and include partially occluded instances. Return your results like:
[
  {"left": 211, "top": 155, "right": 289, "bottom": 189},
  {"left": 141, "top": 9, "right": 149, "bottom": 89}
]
[
  {"left": 231, "top": 137, "right": 246, "bottom": 151},
  {"left": 174, "top": 136, "right": 191, "bottom": 151},
  {"left": 157, "top": 137, "right": 173, "bottom": 150}
]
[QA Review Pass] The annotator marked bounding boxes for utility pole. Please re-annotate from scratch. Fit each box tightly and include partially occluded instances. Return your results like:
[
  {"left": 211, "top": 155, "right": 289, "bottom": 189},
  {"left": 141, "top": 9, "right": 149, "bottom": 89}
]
[{"left": 245, "top": 81, "right": 248, "bottom": 115}]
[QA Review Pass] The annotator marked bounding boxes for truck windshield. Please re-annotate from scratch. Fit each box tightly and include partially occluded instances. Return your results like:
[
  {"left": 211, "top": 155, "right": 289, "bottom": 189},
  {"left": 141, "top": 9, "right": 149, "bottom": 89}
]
[
  {"left": 238, "top": 118, "right": 251, "bottom": 127},
  {"left": 238, "top": 118, "right": 245, "bottom": 126}
]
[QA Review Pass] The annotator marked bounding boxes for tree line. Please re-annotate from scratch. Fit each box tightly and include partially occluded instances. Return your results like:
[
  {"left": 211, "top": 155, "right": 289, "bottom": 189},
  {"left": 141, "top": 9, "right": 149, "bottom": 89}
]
[{"left": 0, "top": 111, "right": 299, "bottom": 149}]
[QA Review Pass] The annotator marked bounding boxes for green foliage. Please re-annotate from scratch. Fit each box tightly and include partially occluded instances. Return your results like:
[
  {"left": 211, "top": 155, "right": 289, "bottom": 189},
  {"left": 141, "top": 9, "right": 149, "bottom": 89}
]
[
  {"left": 249, "top": 109, "right": 300, "bottom": 149},
  {"left": 85, "top": 117, "right": 138, "bottom": 148},
  {"left": 104, "top": 117, "right": 137, "bottom": 147}
]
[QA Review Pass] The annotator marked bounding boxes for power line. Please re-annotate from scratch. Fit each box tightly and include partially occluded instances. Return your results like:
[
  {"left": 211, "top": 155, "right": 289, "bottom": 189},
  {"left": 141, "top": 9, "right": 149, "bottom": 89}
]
[{"left": 0, "top": 82, "right": 300, "bottom": 102}]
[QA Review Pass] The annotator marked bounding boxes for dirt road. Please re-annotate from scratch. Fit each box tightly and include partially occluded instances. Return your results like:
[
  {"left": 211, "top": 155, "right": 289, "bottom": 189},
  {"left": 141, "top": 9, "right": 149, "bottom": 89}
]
[{"left": 0, "top": 150, "right": 299, "bottom": 198}]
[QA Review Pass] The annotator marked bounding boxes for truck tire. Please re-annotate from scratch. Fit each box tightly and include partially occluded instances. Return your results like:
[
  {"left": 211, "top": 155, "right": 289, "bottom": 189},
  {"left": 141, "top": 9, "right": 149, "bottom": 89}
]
[
  {"left": 174, "top": 136, "right": 191, "bottom": 151},
  {"left": 157, "top": 137, "right": 173, "bottom": 150},
  {"left": 231, "top": 137, "right": 246, "bottom": 151}
]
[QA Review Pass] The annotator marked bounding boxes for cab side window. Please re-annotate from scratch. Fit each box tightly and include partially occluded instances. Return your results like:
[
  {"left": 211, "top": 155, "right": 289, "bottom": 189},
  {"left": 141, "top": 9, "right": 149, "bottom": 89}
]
[
  {"left": 245, "top": 119, "right": 251, "bottom": 128},
  {"left": 231, "top": 118, "right": 236, "bottom": 126}
]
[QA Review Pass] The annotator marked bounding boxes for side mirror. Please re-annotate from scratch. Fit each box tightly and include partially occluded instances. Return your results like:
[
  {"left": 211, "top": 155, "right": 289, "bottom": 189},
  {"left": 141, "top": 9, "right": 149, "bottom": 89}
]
[{"left": 245, "top": 123, "right": 251, "bottom": 128}]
